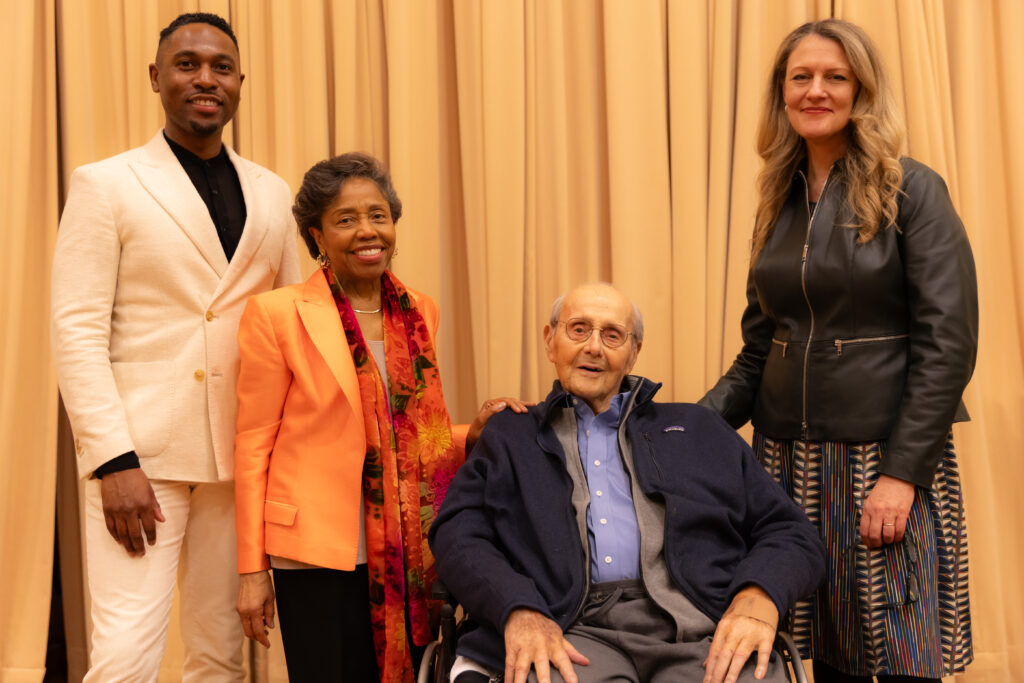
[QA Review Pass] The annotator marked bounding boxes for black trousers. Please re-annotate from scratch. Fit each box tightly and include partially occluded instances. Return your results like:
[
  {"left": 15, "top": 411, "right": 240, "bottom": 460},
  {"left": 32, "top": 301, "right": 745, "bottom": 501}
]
[
  {"left": 273, "top": 565, "right": 379, "bottom": 682},
  {"left": 454, "top": 674, "right": 489, "bottom": 682},
  {"left": 812, "top": 660, "right": 940, "bottom": 683}
]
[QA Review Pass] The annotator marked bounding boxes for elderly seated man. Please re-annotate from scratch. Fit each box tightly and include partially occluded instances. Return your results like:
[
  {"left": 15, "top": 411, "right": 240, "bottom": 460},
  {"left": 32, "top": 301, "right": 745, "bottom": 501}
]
[{"left": 429, "top": 283, "right": 825, "bottom": 683}]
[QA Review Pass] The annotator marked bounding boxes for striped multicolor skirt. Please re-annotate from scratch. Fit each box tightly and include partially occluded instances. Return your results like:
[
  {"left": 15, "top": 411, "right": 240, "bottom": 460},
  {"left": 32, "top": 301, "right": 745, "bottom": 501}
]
[{"left": 752, "top": 433, "right": 973, "bottom": 677}]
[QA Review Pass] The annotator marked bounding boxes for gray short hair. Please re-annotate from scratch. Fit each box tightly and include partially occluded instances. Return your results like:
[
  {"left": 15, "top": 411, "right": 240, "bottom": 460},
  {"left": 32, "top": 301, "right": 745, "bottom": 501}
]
[{"left": 548, "top": 286, "right": 644, "bottom": 344}]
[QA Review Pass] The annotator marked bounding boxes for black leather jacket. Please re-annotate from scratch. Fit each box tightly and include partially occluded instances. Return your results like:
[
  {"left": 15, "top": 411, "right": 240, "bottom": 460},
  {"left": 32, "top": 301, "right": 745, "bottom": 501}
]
[{"left": 700, "top": 158, "right": 978, "bottom": 488}]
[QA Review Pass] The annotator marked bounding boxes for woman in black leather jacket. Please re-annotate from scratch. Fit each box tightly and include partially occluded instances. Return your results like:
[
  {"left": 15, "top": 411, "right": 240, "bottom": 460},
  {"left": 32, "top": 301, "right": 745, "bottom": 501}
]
[{"left": 700, "top": 20, "right": 977, "bottom": 683}]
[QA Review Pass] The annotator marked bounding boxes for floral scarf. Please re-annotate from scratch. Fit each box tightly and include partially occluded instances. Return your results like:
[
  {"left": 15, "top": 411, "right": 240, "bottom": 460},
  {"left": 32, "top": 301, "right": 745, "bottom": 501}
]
[{"left": 325, "top": 267, "right": 462, "bottom": 682}]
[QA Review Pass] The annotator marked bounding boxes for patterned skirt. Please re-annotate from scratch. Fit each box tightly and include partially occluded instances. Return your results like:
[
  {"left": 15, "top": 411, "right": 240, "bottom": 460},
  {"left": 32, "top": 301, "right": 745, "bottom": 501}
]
[{"left": 752, "top": 433, "right": 973, "bottom": 677}]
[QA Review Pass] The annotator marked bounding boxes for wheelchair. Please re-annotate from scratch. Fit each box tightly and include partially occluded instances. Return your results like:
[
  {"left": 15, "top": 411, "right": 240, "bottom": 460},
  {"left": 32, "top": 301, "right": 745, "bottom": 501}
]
[{"left": 417, "top": 580, "right": 808, "bottom": 683}]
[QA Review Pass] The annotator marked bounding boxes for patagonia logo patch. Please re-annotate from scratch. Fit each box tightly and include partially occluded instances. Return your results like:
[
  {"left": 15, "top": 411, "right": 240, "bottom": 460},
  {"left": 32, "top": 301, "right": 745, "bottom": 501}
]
[{"left": 663, "top": 425, "right": 686, "bottom": 433}]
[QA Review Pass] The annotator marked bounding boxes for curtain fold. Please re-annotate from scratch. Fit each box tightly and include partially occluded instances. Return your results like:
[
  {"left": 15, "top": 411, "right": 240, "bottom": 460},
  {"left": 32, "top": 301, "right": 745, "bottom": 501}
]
[
  {"left": 5, "top": 0, "right": 1021, "bottom": 679},
  {"left": 601, "top": 1, "right": 674, "bottom": 384},
  {"left": 452, "top": 1, "right": 529, "bottom": 400},
  {"left": 940, "top": 1, "right": 1024, "bottom": 680},
  {"left": 0, "top": 1, "right": 58, "bottom": 681}
]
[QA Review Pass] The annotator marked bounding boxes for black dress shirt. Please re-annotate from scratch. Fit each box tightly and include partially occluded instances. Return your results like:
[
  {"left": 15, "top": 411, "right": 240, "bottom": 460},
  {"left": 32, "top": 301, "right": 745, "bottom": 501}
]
[
  {"left": 94, "top": 135, "right": 249, "bottom": 479},
  {"left": 164, "top": 132, "right": 247, "bottom": 261}
]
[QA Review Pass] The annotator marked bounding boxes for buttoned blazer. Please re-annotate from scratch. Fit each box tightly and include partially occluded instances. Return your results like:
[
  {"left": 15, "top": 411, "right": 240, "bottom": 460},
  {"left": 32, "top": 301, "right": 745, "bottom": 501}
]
[
  {"left": 52, "top": 131, "right": 301, "bottom": 482},
  {"left": 234, "top": 270, "right": 468, "bottom": 573}
]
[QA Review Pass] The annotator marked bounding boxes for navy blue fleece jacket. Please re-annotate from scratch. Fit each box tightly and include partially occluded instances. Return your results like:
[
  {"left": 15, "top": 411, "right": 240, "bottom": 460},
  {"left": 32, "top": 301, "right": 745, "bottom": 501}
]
[{"left": 428, "top": 378, "right": 824, "bottom": 671}]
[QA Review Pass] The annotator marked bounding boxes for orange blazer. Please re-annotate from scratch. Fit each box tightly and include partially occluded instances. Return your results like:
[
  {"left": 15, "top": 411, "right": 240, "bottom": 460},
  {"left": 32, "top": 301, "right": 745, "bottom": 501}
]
[{"left": 234, "top": 270, "right": 467, "bottom": 574}]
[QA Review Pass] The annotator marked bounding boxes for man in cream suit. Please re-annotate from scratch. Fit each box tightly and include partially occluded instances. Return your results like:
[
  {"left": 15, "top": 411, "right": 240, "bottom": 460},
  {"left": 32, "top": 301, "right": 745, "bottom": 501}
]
[{"left": 51, "top": 12, "right": 300, "bottom": 681}]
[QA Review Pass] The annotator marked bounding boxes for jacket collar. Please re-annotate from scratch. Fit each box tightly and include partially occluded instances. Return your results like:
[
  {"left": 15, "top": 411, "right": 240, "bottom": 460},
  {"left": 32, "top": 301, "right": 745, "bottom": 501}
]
[
  {"left": 294, "top": 269, "right": 362, "bottom": 409},
  {"left": 128, "top": 131, "right": 270, "bottom": 288},
  {"left": 535, "top": 375, "right": 661, "bottom": 455},
  {"left": 793, "top": 155, "right": 847, "bottom": 179},
  {"left": 130, "top": 132, "right": 227, "bottom": 276},
  {"left": 219, "top": 144, "right": 271, "bottom": 289}
]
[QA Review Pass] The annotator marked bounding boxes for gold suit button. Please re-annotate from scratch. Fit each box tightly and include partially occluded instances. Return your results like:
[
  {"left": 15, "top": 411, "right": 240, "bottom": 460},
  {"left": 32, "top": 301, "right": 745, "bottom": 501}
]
[
  {"left": 205, "top": 311, "right": 214, "bottom": 321},
  {"left": 194, "top": 369, "right": 206, "bottom": 381}
]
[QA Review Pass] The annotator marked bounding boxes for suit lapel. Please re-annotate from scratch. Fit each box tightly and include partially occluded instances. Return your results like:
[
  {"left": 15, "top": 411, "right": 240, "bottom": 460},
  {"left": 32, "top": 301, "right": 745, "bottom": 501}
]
[
  {"left": 129, "top": 132, "right": 228, "bottom": 277},
  {"left": 220, "top": 147, "right": 272, "bottom": 285},
  {"left": 295, "top": 272, "right": 362, "bottom": 408}
]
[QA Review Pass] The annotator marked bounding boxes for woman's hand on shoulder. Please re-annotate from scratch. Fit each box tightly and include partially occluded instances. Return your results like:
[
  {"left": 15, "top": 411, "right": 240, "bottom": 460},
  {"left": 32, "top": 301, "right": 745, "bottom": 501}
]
[
  {"left": 860, "top": 474, "right": 917, "bottom": 548},
  {"left": 237, "top": 570, "right": 276, "bottom": 648},
  {"left": 466, "top": 397, "right": 533, "bottom": 451}
]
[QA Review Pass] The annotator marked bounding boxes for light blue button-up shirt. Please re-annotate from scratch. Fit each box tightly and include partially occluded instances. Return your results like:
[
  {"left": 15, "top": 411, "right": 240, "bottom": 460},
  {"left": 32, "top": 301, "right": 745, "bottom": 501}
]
[{"left": 573, "top": 391, "right": 641, "bottom": 583}]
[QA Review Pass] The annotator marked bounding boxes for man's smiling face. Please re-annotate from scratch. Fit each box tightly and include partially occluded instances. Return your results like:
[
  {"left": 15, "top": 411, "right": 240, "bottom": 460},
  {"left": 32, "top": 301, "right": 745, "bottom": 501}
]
[
  {"left": 149, "top": 22, "right": 244, "bottom": 152},
  {"left": 544, "top": 284, "right": 640, "bottom": 415}
]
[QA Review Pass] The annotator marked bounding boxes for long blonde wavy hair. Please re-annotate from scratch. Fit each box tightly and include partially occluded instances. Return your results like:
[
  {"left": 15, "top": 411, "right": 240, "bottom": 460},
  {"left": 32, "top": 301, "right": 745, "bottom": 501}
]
[{"left": 751, "top": 20, "right": 906, "bottom": 261}]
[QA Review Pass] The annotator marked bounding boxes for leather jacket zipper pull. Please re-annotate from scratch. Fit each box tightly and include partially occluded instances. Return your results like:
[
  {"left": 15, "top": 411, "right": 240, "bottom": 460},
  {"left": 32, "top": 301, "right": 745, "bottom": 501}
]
[
  {"left": 906, "top": 573, "right": 920, "bottom": 603},
  {"left": 834, "top": 339, "right": 843, "bottom": 356}
]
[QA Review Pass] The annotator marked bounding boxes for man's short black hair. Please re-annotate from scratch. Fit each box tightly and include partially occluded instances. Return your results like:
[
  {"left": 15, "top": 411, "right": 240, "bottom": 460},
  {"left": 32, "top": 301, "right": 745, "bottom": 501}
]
[{"left": 158, "top": 12, "right": 238, "bottom": 50}]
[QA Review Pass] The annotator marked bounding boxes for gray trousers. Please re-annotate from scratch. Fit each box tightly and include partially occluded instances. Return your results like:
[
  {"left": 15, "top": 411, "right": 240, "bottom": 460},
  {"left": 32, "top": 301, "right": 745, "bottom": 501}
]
[{"left": 527, "top": 580, "right": 788, "bottom": 683}]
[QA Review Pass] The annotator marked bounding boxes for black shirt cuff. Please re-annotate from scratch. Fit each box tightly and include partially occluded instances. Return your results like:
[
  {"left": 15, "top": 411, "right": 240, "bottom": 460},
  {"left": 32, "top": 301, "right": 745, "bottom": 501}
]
[{"left": 94, "top": 451, "right": 141, "bottom": 479}]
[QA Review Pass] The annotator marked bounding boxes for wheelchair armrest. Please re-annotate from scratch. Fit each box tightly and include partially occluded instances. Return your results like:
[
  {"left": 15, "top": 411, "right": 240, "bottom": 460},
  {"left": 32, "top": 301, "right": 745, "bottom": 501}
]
[
  {"left": 431, "top": 577, "right": 454, "bottom": 602},
  {"left": 431, "top": 578, "right": 457, "bottom": 622},
  {"left": 425, "top": 578, "right": 460, "bottom": 682},
  {"left": 774, "top": 631, "right": 807, "bottom": 683}
]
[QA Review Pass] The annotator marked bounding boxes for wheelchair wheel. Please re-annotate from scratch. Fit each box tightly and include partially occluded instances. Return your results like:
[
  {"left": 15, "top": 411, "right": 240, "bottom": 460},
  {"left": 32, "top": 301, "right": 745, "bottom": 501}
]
[{"left": 416, "top": 639, "right": 445, "bottom": 683}]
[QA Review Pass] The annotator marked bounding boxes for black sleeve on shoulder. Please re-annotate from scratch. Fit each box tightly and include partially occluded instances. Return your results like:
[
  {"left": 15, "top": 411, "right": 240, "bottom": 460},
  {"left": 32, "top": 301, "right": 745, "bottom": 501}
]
[
  {"left": 883, "top": 162, "right": 978, "bottom": 487},
  {"left": 698, "top": 269, "right": 774, "bottom": 428}
]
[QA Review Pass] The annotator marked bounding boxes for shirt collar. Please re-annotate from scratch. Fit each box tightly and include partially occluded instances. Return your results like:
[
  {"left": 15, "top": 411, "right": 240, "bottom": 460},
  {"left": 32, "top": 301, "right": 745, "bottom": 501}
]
[
  {"left": 572, "top": 390, "right": 629, "bottom": 427},
  {"left": 163, "top": 131, "right": 227, "bottom": 165}
]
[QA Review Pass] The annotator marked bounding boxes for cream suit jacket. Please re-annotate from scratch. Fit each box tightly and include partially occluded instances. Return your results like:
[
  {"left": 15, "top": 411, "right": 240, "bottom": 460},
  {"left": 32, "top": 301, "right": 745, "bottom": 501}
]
[{"left": 52, "top": 131, "right": 301, "bottom": 482}]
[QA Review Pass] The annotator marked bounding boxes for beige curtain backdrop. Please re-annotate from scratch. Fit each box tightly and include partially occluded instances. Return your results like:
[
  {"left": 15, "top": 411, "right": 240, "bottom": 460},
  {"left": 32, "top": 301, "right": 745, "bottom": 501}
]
[
  {"left": 1, "top": 1, "right": 59, "bottom": 682},
  {"left": 3, "top": 0, "right": 1020, "bottom": 680}
]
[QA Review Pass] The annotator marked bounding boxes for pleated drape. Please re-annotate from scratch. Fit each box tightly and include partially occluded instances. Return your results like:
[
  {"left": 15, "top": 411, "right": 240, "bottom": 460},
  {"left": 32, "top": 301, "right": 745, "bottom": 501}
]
[
  {"left": 4, "top": 1, "right": 1021, "bottom": 680},
  {"left": 1, "top": 3, "right": 58, "bottom": 682}
]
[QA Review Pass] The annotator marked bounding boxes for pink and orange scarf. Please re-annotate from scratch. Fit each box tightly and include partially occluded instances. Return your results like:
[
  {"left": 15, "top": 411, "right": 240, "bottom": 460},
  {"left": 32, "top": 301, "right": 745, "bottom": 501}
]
[{"left": 326, "top": 267, "right": 462, "bottom": 682}]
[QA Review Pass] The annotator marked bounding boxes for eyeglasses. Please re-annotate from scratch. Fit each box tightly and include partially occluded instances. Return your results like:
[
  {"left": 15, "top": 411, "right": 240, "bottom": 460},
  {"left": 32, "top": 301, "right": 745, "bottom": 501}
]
[{"left": 558, "top": 319, "right": 634, "bottom": 349}]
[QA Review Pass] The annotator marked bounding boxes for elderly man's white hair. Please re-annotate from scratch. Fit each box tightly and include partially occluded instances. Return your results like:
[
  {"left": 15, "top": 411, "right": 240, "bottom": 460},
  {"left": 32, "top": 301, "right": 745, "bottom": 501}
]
[{"left": 548, "top": 283, "right": 644, "bottom": 344}]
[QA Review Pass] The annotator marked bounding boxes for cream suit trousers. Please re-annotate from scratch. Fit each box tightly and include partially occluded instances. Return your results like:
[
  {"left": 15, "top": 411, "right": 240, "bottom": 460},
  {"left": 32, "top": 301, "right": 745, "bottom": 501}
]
[{"left": 84, "top": 478, "right": 244, "bottom": 682}]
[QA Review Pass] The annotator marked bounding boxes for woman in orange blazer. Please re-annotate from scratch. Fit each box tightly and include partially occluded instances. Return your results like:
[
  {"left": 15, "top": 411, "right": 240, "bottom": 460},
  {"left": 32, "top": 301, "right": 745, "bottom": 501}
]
[{"left": 234, "top": 153, "right": 523, "bottom": 683}]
